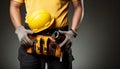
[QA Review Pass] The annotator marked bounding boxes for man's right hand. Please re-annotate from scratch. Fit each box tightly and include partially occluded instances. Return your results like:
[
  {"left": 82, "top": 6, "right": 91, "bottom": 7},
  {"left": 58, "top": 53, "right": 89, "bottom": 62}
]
[{"left": 15, "top": 25, "right": 34, "bottom": 46}]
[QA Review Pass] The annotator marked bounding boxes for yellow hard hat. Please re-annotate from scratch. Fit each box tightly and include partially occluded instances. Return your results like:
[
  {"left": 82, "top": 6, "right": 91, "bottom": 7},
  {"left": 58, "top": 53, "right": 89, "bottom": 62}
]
[{"left": 26, "top": 10, "right": 54, "bottom": 33}]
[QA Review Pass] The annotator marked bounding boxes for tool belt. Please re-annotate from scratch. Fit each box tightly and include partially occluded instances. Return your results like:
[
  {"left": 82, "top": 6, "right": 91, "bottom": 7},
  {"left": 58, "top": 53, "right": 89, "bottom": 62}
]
[
  {"left": 25, "top": 25, "right": 68, "bottom": 58},
  {"left": 26, "top": 35, "right": 61, "bottom": 58}
]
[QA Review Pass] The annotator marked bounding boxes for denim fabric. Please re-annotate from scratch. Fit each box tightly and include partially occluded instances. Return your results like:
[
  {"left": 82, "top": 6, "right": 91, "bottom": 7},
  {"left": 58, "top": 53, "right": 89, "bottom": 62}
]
[{"left": 18, "top": 46, "right": 74, "bottom": 69}]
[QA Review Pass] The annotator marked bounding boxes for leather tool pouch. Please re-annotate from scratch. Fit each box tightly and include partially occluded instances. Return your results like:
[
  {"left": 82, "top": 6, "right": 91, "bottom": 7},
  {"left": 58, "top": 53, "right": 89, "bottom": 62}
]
[
  {"left": 24, "top": 23, "right": 68, "bottom": 58},
  {"left": 26, "top": 35, "right": 61, "bottom": 58}
]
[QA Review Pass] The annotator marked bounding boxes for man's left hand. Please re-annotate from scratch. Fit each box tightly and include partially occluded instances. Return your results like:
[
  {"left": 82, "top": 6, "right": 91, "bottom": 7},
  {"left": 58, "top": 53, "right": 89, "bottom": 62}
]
[{"left": 58, "top": 29, "right": 77, "bottom": 47}]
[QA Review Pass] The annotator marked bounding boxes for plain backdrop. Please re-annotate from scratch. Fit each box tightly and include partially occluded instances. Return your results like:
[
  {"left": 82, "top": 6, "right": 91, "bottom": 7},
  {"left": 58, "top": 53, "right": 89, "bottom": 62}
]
[{"left": 0, "top": 0, "right": 120, "bottom": 69}]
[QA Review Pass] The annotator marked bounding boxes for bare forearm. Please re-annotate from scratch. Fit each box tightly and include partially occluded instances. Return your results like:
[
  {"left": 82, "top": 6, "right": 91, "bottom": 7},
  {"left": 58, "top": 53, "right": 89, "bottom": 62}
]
[
  {"left": 71, "top": 0, "right": 84, "bottom": 31},
  {"left": 10, "top": 0, "right": 22, "bottom": 29}
]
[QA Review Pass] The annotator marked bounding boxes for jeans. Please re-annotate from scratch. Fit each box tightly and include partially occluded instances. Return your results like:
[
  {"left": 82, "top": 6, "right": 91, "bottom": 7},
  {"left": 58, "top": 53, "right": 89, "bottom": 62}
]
[{"left": 18, "top": 45, "right": 74, "bottom": 69}]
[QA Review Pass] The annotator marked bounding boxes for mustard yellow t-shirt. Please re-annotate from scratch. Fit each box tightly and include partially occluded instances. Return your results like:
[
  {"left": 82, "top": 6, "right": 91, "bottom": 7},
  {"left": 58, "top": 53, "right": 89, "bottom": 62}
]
[{"left": 13, "top": 0, "right": 79, "bottom": 28}]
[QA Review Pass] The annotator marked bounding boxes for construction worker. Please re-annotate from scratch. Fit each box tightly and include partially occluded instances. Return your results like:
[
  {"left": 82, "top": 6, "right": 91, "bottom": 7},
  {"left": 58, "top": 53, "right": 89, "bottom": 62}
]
[{"left": 10, "top": 0, "right": 84, "bottom": 69}]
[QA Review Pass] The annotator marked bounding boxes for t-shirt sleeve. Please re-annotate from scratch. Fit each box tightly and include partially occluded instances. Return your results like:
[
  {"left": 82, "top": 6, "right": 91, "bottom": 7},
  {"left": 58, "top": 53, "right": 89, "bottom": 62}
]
[{"left": 12, "top": 0, "right": 24, "bottom": 3}]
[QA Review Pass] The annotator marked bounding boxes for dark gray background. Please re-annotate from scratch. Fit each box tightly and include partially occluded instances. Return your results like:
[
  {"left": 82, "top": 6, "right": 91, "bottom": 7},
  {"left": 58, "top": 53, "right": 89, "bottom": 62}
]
[{"left": 0, "top": 0, "right": 120, "bottom": 69}]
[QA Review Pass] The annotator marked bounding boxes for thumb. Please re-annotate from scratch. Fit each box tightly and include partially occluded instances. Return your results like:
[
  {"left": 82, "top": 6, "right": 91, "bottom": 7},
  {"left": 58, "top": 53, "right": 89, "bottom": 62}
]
[
  {"left": 59, "top": 37, "right": 68, "bottom": 47},
  {"left": 26, "top": 30, "right": 34, "bottom": 34},
  {"left": 58, "top": 30, "right": 67, "bottom": 34}
]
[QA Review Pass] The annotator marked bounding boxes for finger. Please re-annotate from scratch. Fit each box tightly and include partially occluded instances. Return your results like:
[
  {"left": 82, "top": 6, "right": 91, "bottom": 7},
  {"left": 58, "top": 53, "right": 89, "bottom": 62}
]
[
  {"left": 21, "top": 38, "right": 26, "bottom": 45},
  {"left": 25, "top": 36, "right": 33, "bottom": 45},
  {"left": 59, "top": 37, "right": 69, "bottom": 47},
  {"left": 26, "top": 30, "right": 34, "bottom": 34},
  {"left": 58, "top": 30, "right": 67, "bottom": 34},
  {"left": 65, "top": 41, "right": 72, "bottom": 49}
]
